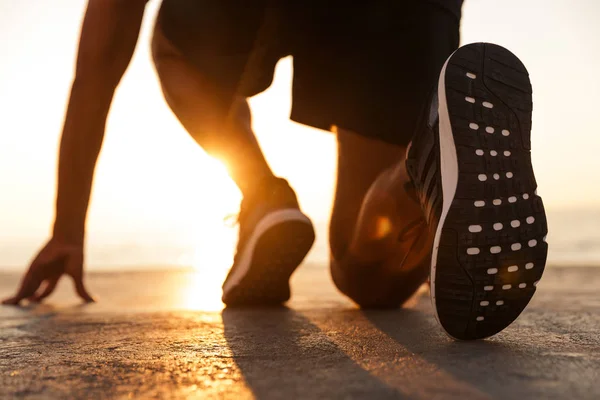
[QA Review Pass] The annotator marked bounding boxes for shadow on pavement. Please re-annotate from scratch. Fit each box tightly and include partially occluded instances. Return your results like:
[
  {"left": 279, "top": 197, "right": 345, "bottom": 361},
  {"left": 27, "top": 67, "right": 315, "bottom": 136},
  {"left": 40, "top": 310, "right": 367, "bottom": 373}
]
[
  {"left": 361, "top": 305, "right": 540, "bottom": 398},
  {"left": 222, "top": 307, "right": 409, "bottom": 400}
]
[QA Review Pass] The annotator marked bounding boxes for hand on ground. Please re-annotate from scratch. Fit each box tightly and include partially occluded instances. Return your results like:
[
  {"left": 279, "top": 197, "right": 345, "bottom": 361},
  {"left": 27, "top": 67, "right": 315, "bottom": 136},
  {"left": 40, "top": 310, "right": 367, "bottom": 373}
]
[{"left": 2, "top": 239, "right": 94, "bottom": 305}]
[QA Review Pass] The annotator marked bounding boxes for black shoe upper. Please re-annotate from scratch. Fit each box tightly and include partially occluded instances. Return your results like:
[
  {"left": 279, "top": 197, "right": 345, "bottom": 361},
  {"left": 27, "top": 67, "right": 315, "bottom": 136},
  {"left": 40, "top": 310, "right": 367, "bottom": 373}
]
[
  {"left": 233, "top": 177, "right": 301, "bottom": 263},
  {"left": 406, "top": 92, "right": 444, "bottom": 228}
]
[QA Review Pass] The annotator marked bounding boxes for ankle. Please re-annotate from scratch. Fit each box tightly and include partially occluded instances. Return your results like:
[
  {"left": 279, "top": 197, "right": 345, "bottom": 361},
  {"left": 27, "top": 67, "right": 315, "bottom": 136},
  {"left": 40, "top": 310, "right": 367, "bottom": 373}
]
[
  {"left": 238, "top": 174, "right": 280, "bottom": 199},
  {"left": 241, "top": 176, "right": 298, "bottom": 207}
]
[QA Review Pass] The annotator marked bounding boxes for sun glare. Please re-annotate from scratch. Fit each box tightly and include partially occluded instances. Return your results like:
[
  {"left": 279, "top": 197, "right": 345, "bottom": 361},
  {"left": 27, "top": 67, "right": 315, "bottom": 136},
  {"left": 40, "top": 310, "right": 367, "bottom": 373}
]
[
  {"left": 181, "top": 270, "right": 228, "bottom": 312},
  {"left": 180, "top": 157, "right": 239, "bottom": 311}
]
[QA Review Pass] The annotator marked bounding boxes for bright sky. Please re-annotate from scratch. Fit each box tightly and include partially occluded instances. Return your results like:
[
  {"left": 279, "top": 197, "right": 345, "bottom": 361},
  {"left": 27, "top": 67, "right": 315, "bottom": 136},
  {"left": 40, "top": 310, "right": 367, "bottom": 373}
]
[{"left": 0, "top": 0, "right": 599, "bottom": 271}]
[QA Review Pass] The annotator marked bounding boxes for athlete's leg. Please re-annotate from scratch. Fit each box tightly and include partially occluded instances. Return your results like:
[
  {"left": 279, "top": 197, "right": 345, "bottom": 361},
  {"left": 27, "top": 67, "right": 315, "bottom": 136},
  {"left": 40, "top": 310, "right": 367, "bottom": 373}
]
[
  {"left": 151, "top": 4, "right": 314, "bottom": 306},
  {"left": 328, "top": 128, "right": 431, "bottom": 308},
  {"left": 286, "top": 1, "right": 461, "bottom": 307},
  {"left": 151, "top": 18, "right": 273, "bottom": 196}
]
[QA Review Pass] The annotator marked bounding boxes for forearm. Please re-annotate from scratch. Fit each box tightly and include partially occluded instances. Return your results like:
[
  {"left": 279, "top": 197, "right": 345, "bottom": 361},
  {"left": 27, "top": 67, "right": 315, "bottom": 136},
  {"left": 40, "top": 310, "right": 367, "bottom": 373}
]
[
  {"left": 51, "top": 0, "right": 147, "bottom": 244},
  {"left": 52, "top": 81, "right": 114, "bottom": 244}
]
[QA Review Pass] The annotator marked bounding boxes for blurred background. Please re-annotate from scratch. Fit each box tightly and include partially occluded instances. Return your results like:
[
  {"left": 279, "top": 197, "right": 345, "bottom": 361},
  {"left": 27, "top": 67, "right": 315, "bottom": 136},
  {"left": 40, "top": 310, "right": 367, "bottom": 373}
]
[{"left": 1, "top": 0, "right": 599, "bottom": 284}]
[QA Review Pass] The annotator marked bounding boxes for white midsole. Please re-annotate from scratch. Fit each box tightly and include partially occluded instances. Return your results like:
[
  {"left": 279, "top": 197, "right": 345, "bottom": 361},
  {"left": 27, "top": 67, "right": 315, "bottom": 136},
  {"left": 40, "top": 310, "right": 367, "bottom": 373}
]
[
  {"left": 222, "top": 208, "right": 312, "bottom": 295},
  {"left": 430, "top": 51, "right": 460, "bottom": 336}
]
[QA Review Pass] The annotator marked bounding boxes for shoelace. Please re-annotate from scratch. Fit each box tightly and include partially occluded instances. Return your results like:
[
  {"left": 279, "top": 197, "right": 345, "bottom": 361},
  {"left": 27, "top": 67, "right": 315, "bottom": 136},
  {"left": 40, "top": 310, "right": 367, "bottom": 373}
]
[{"left": 224, "top": 213, "right": 240, "bottom": 228}]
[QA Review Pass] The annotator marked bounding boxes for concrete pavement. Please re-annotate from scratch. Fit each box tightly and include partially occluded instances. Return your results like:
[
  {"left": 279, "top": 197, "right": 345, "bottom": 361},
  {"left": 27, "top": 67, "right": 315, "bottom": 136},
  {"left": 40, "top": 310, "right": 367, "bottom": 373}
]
[{"left": 1, "top": 266, "right": 598, "bottom": 399}]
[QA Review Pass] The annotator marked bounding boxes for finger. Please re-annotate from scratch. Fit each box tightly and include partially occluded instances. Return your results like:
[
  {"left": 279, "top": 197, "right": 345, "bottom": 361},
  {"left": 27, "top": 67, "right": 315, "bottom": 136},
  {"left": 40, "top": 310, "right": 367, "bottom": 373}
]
[
  {"left": 57, "top": 249, "right": 93, "bottom": 303},
  {"left": 64, "top": 251, "right": 94, "bottom": 303},
  {"left": 5, "top": 272, "right": 45, "bottom": 306},
  {"left": 27, "top": 279, "right": 50, "bottom": 302},
  {"left": 68, "top": 265, "right": 94, "bottom": 304},
  {"left": 72, "top": 275, "right": 95, "bottom": 303},
  {"left": 2, "top": 296, "right": 21, "bottom": 305},
  {"left": 29, "top": 277, "right": 61, "bottom": 303}
]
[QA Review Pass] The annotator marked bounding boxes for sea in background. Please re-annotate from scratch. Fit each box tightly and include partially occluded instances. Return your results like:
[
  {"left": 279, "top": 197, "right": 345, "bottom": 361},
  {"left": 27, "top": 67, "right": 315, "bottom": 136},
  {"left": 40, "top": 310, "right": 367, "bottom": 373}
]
[
  {"left": 1, "top": 207, "right": 599, "bottom": 272},
  {"left": 2, "top": 1, "right": 600, "bottom": 276}
]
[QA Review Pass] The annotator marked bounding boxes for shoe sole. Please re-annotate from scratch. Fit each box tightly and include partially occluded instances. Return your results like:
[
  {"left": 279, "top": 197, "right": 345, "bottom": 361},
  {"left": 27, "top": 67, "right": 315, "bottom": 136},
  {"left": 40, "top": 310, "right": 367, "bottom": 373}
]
[
  {"left": 222, "top": 209, "right": 315, "bottom": 306},
  {"left": 432, "top": 43, "right": 548, "bottom": 340}
]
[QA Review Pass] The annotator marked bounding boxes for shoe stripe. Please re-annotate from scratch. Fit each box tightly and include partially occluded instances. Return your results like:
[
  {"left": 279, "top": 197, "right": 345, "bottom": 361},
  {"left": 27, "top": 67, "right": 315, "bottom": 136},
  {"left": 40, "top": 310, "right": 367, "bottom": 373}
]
[
  {"left": 416, "top": 135, "right": 436, "bottom": 182},
  {"left": 430, "top": 48, "right": 460, "bottom": 340},
  {"left": 425, "top": 189, "right": 442, "bottom": 225}
]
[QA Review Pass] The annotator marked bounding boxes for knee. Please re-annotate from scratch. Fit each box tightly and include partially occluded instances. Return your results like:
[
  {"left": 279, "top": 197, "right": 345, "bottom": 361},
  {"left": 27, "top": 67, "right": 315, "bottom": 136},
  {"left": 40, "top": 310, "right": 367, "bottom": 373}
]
[
  {"left": 329, "top": 226, "right": 432, "bottom": 309},
  {"left": 330, "top": 257, "right": 406, "bottom": 309},
  {"left": 150, "top": 22, "right": 249, "bottom": 128},
  {"left": 328, "top": 225, "right": 402, "bottom": 308},
  {"left": 328, "top": 207, "right": 399, "bottom": 308},
  {"left": 152, "top": 17, "right": 213, "bottom": 117},
  {"left": 328, "top": 224, "right": 348, "bottom": 266},
  {"left": 151, "top": 24, "right": 185, "bottom": 104},
  {"left": 330, "top": 255, "right": 430, "bottom": 309},
  {"left": 328, "top": 203, "right": 359, "bottom": 264}
]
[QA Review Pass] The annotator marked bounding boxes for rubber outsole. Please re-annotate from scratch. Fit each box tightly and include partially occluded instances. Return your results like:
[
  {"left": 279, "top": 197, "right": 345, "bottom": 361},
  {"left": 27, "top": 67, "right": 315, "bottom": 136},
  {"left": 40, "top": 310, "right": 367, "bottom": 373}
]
[
  {"left": 433, "top": 43, "right": 548, "bottom": 340},
  {"left": 222, "top": 218, "right": 315, "bottom": 307}
]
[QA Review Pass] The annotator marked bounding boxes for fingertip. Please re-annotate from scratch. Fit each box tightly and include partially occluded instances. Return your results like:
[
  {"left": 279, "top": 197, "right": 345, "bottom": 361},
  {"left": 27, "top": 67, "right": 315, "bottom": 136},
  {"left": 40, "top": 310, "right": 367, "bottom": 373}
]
[
  {"left": 73, "top": 280, "right": 95, "bottom": 304},
  {"left": 2, "top": 297, "right": 20, "bottom": 306},
  {"left": 83, "top": 294, "right": 96, "bottom": 303}
]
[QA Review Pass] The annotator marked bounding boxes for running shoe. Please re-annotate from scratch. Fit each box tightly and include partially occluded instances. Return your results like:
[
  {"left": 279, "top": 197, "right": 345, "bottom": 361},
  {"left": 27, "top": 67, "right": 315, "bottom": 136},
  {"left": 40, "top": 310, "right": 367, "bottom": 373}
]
[
  {"left": 406, "top": 43, "right": 548, "bottom": 340},
  {"left": 222, "top": 178, "right": 315, "bottom": 306}
]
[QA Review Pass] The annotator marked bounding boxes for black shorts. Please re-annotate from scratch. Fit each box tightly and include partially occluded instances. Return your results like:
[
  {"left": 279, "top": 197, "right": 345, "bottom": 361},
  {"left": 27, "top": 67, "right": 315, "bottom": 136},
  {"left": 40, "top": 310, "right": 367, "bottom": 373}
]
[{"left": 159, "top": 0, "right": 461, "bottom": 146}]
